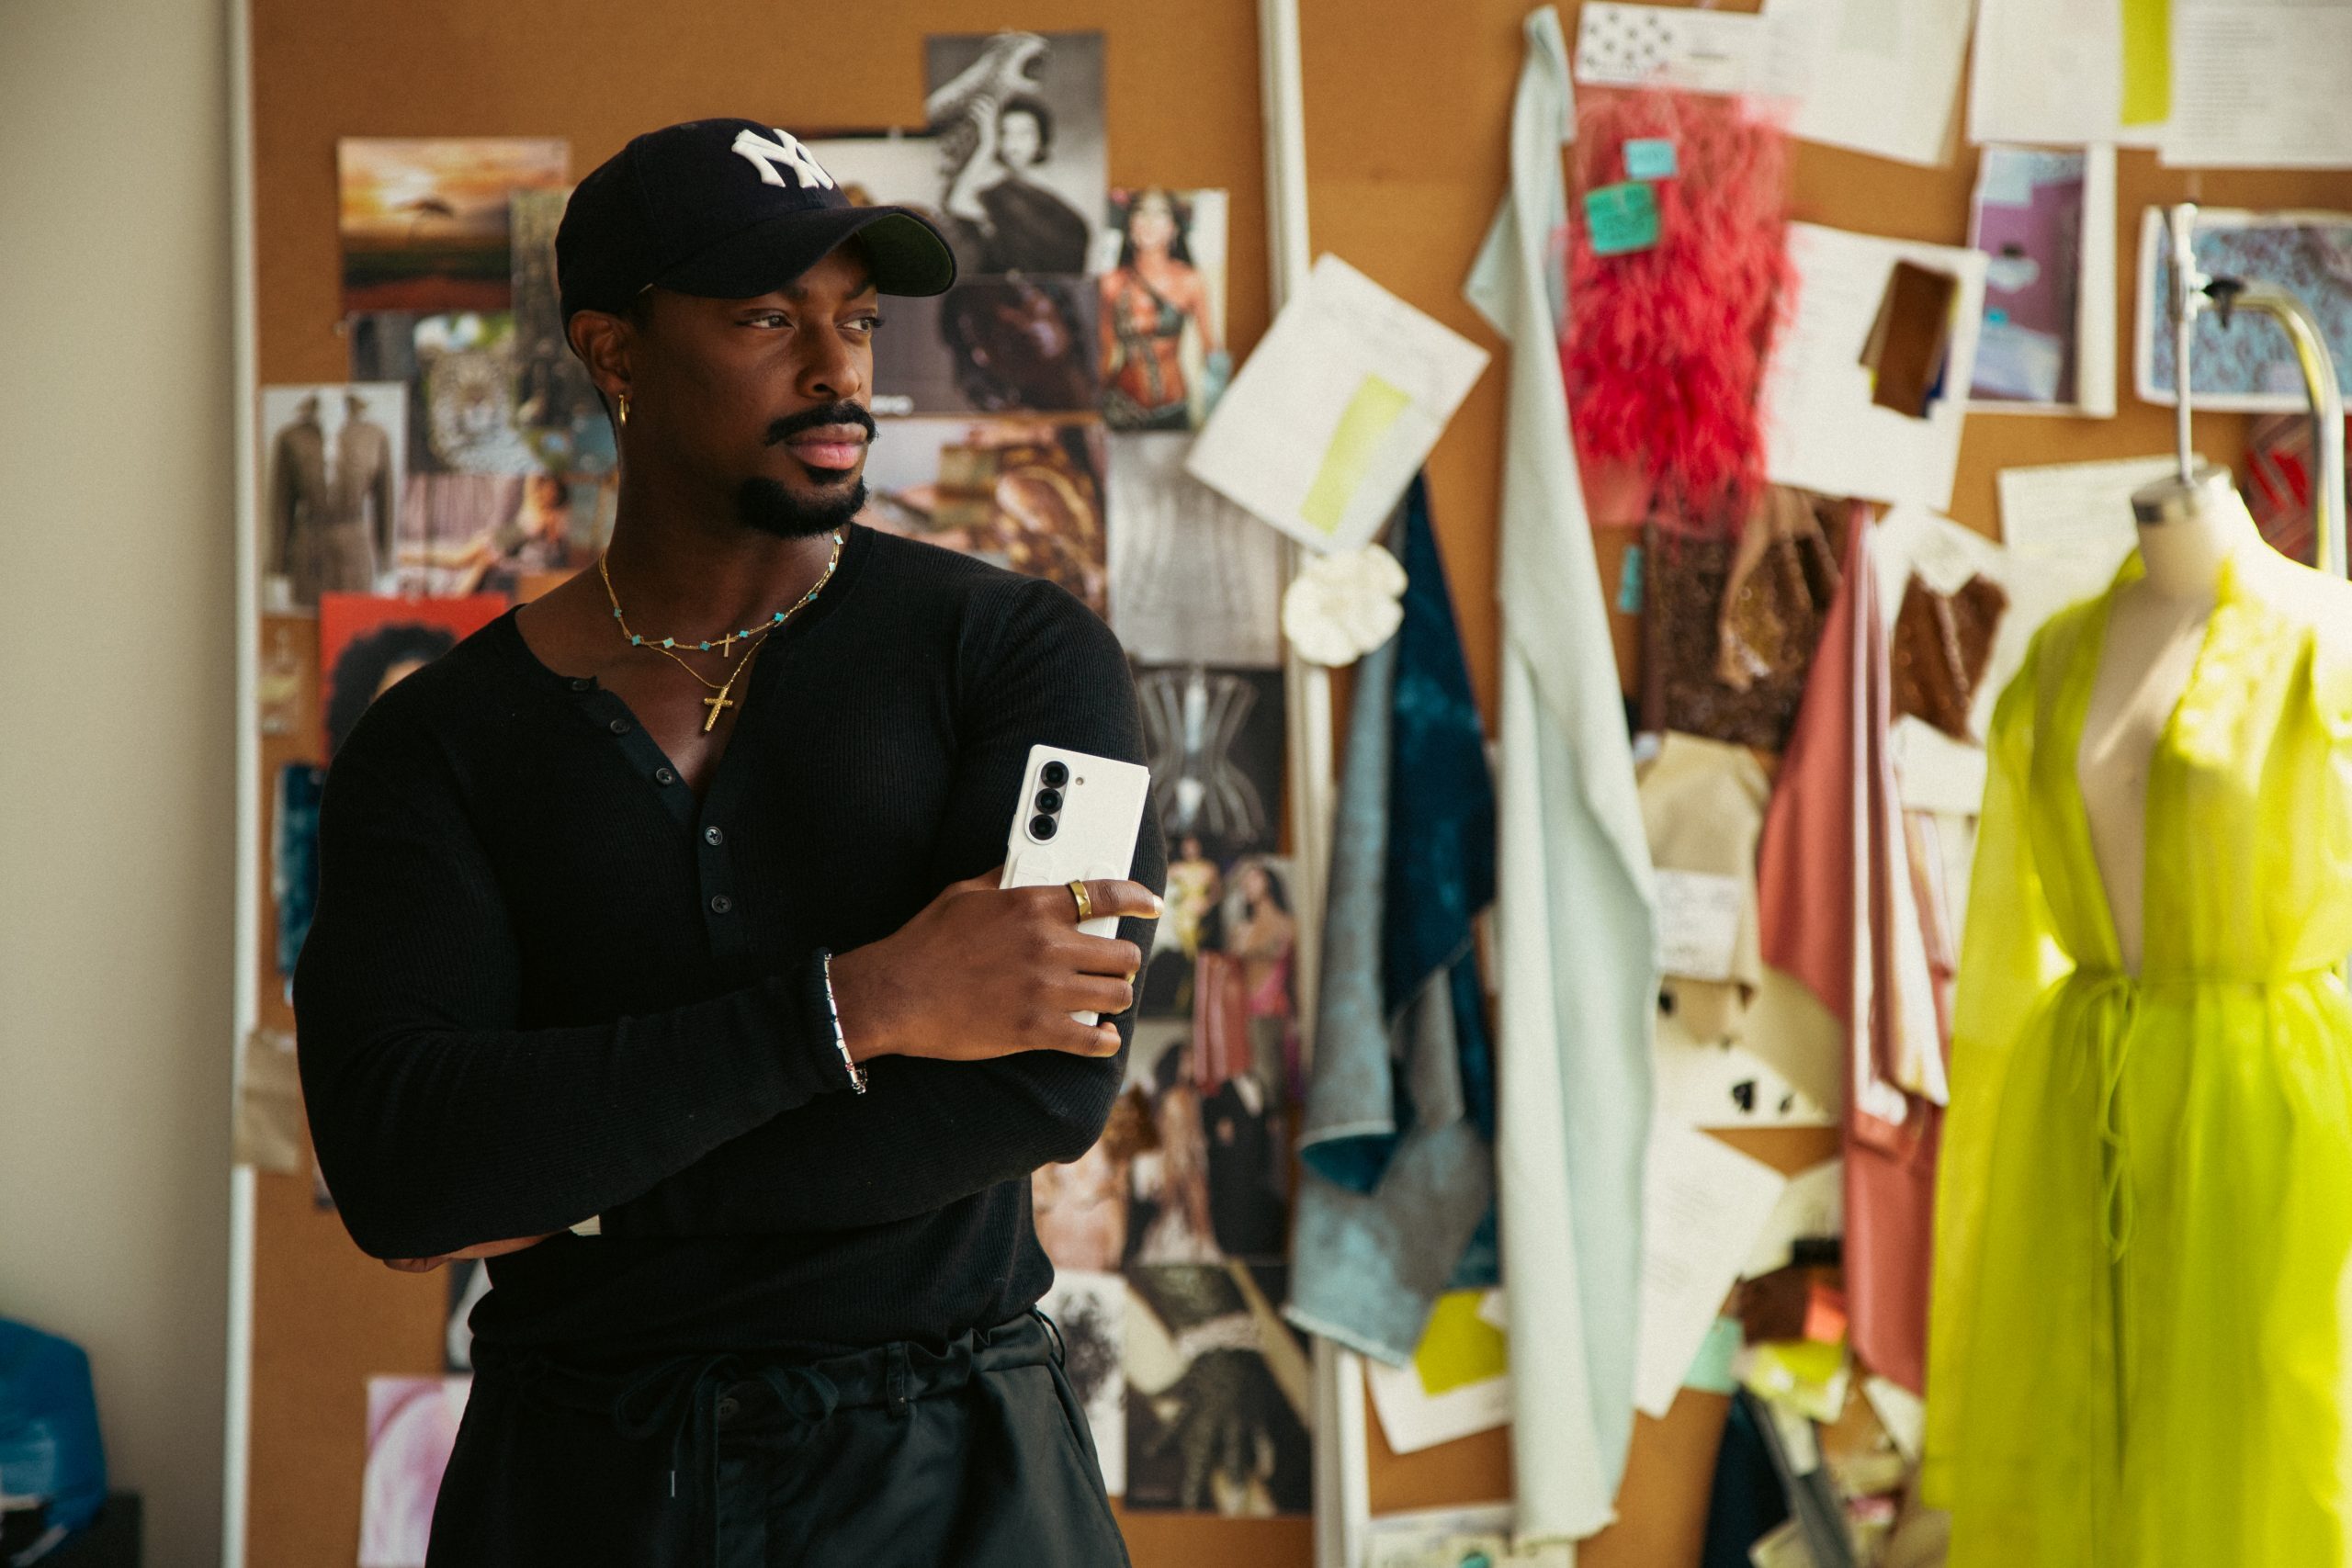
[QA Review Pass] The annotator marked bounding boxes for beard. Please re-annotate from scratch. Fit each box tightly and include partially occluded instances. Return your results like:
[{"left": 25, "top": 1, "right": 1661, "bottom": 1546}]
[{"left": 734, "top": 472, "right": 867, "bottom": 540}]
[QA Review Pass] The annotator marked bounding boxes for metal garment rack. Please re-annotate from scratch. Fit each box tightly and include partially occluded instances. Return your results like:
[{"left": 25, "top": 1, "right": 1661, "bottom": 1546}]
[{"left": 2158, "top": 201, "right": 2347, "bottom": 579}]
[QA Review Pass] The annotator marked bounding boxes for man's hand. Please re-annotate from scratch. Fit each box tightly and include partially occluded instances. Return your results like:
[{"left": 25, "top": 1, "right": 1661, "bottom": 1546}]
[
  {"left": 382, "top": 1232, "right": 558, "bottom": 1273},
  {"left": 827, "top": 870, "right": 1159, "bottom": 1065}
]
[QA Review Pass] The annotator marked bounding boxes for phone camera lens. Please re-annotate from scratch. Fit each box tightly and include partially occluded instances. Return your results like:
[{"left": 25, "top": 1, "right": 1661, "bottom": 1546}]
[
  {"left": 1040, "top": 761, "right": 1069, "bottom": 788},
  {"left": 1035, "top": 787, "right": 1064, "bottom": 814},
  {"left": 1030, "top": 814, "right": 1059, "bottom": 840}
]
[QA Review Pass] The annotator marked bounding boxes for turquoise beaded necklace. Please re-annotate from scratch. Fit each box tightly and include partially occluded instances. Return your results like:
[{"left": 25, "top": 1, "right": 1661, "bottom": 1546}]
[{"left": 596, "top": 527, "right": 845, "bottom": 732}]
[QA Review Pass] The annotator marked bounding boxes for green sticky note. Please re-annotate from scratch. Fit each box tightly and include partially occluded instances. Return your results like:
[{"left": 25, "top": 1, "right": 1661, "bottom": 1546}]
[
  {"left": 1617, "top": 544, "right": 1645, "bottom": 614},
  {"left": 1584, "top": 182, "right": 1659, "bottom": 257},
  {"left": 1300, "top": 373, "right": 1411, "bottom": 536},
  {"left": 1624, "top": 138, "right": 1679, "bottom": 180},
  {"left": 1683, "top": 1314, "right": 1745, "bottom": 1396}
]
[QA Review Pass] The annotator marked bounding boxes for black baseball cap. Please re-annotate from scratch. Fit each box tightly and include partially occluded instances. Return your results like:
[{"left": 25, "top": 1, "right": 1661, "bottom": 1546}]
[{"left": 556, "top": 118, "right": 956, "bottom": 324}]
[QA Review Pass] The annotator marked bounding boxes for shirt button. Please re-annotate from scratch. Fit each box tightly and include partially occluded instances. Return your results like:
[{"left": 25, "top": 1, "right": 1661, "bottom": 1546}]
[
  {"left": 703, "top": 826, "right": 725, "bottom": 846},
  {"left": 607, "top": 717, "right": 629, "bottom": 735},
  {"left": 654, "top": 766, "right": 677, "bottom": 785},
  {"left": 709, "top": 894, "right": 734, "bottom": 915},
  {"left": 569, "top": 677, "right": 593, "bottom": 693}
]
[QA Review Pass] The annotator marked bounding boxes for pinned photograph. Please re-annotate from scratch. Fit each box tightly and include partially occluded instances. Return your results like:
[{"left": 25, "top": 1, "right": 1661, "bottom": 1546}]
[
  {"left": 1133, "top": 663, "right": 1286, "bottom": 867},
  {"left": 1095, "top": 189, "right": 1230, "bottom": 432},
  {"left": 397, "top": 471, "right": 610, "bottom": 601},
  {"left": 1035, "top": 1087, "right": 1152, "bottom": 1274},
  {"left": 1123, "top": 964, "right": 1295, "bottom": 1269},
  {"left": 922, "top": 32, "right": 1106, "bottom": 276},
  {"left": 873, "top": 276, "right": 1102, "bottom": 415},
  {"left": 413, "top": 311, "right": 540, "bottom": 475},
  {"left": 359, "top": 1375, "right": 471, "bottom": 1568},
  {"left": 338, "top": 139, "right": 569, "bottom": 314},
  {"left": 1038, "top": 1270, "right": 1128, "bottom": 1496},
  {"left": 1124, "top": 1262, "right": 1313, "bottom": 1516},
  {"left": 260, "top": 383, "right": 407, "bottom": 611},
  {"left": 858, "top": 416, "right": 1108, "bottom": 613},
  {"left": 1107, "top": 432, "right": 1283, "bottom": 668},
  {"left": 510, "top": 187, "right": 616, "bottom": 479},
  {"left": 1122, "top": 1020, "right": 1219, "bottom": 1266},
  {"left": 318, "top": 592, "right": 508, "bottom": 759}
]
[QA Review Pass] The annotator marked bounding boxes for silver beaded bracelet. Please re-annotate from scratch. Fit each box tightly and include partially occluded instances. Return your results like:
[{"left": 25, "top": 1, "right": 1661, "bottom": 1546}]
[{"left": 820, "top": 950, "right": 867, "bottom": 1094}]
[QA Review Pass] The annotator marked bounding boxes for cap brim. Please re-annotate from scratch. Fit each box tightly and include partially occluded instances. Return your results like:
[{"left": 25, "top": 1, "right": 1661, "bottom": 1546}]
[{"left": 653, "top": 205, "right": 957, "bottom": 301}]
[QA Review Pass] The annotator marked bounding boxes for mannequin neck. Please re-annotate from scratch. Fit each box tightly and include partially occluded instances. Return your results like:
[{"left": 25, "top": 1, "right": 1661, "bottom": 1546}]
[{"left": 2136, "top": 482, "right": 2256, "bottom": 600}]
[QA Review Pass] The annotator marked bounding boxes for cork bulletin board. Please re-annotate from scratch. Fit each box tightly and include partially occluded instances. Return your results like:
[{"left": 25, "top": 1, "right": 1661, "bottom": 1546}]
[{"left": 238, "top": 0, "right": 2352, "bottom": 1563}]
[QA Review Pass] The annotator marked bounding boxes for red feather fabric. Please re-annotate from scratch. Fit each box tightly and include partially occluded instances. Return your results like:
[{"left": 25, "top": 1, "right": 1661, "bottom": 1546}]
[{"left": 1562, "top": 89, "right": 1796, "bottom": 540}]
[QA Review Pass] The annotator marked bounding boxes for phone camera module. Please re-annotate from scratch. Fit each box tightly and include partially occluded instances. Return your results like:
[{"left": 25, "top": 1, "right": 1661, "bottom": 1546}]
[
  {"left": 1039, "top": 760, "right": 1069, "bottom": 788},
  {"left": 1029, "top": 813, "right": 1059, "bottom": 840},
  {"left": 1035, "top": 787, "right": 1064, "bottom": 814}
]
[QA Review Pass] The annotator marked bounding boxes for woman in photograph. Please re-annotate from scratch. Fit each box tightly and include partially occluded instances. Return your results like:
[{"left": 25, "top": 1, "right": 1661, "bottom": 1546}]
[
  {"left": 929, "top": 33, "right": 1091, "bottom": 275},
  {"left": 1227, "top": 858, "right": 1301, "bottom": 1100},
  {"left": 1099, "top": 188, "right": 1226, "bottom": 432}
]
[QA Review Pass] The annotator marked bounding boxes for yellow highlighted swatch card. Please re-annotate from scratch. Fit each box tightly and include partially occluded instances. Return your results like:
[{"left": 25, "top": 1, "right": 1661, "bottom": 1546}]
[{"left": 1299, "top": 375, "right": 1411, "bottom": 536}]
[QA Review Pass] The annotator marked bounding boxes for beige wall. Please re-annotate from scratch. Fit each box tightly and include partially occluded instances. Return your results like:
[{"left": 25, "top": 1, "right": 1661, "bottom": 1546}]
[{"left": 0, "top": 2, "right": 236, "bottom": 1563}]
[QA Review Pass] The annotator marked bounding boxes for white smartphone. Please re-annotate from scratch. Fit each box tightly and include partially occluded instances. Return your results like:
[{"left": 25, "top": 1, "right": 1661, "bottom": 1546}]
[{"left": 1001, "top": 744, "right": 1153, "bottom": 1024}]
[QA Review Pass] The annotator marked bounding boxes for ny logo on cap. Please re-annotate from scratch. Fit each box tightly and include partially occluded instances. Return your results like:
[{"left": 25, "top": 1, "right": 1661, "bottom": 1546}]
[{"left": 729, "top": 128, "right": 836, "bottom": 191}]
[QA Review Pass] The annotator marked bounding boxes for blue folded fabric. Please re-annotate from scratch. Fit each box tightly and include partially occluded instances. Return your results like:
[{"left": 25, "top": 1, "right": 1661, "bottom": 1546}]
[{"left": 1286, "top": 478, "right": 1501, "bottom": 1362}]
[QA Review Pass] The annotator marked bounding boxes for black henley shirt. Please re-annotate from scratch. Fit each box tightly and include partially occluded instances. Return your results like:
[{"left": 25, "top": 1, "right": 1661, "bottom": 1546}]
[{"left": 293, "top": 524, "right": 1166, "bottom": 1363}]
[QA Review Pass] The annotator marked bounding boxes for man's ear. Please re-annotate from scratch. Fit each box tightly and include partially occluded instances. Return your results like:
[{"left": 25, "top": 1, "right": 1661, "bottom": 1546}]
[{"left": 567, "top": 308, "right": 635, "bottom": 403}]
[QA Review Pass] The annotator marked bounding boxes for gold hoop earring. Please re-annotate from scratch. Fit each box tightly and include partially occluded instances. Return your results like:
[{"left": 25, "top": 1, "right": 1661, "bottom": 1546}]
[{"left": 617, "top": 392, "right": 630, "bottom": 427}]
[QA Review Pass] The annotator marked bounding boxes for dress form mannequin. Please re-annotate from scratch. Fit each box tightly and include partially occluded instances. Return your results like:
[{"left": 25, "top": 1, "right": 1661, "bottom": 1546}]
[{"left": 2076, "top": 466, "right": 2259, "bottom": 973}]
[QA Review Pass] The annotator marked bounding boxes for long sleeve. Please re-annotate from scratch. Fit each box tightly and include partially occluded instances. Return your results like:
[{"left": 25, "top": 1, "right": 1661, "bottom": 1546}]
[
  {"left": 1923, "top": 635, "right": 2071, "bottom": 1505},
  {"left": 293, "top": 717, "right": 857, "bottom": 1261},
  {"left": 600, "top": 578, "right": 1167, "bottom": 1238}
]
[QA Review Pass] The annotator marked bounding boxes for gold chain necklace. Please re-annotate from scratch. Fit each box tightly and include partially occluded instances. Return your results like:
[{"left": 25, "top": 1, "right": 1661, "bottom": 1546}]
[{"left": 598, "top": 528, "right": 846, "bottom": 732}]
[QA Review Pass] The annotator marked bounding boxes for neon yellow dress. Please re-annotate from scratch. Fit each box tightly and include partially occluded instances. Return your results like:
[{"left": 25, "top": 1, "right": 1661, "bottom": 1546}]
[{"left": 1928, "top": 545, "right": 2352, "bottom": 1565}]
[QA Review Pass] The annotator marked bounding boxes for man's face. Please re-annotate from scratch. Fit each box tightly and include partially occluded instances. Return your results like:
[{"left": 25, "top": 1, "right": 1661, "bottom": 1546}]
[
  {"left": 585, "top": 242, "right": 884, "bottom": 538},
  {"left": 997, "top": 108, "right": 1045, "bottom": 170}
]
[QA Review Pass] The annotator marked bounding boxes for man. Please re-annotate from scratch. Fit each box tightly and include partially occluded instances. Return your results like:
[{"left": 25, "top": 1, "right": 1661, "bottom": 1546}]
[{"left": 294, "top": 118, "right": 1163, "bottom": 1566}]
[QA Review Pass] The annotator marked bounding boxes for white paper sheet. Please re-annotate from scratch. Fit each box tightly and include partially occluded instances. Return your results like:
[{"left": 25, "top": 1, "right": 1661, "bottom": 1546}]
[
  {"left": 1762, "top": 224, "right": 1988, "bottom": 512},
  {"left": 2164, "top": 2, "right": 2352, "bottom": 169},
  {"left": 1363, "top": 1289, "right": 1513, "bottom": 1455},
  {"left": 1656, "top": 1032, "right": 1838, "bottom": 1132},
  {"left": 1894, "top": 718, "right": 1991, "bottom": 816},
  {"left": 1966, "top": 0, "right": 2164, "bottom": 146},
  {"left": 1760, "top": 0, "right": 1973, "bottom": 168},
  {"left": 1634, "top": 1123, "right": 1792, "bottom": 1417},
  {"left": 1996, "top": 456, "right": 2172, "bottom": 572},
  {"left": 1365, "top": 1506, "right": 1519, "bottom": 1568},
  {"left": 1189, "top": 254, "right": 1488, "bottom": 555},
  {"left": 1365, "top": 1356, "right": 1514, "bottom": 1456},
  {"left": 1573, "top": 2, "right": 1789, "bottom": 94},
  {"left": 1743, "top": 1157, "right": 1846, "bottom": 1279},
  {"left": 1654, "top": 869, "right": 1745, "bottom": 983}
]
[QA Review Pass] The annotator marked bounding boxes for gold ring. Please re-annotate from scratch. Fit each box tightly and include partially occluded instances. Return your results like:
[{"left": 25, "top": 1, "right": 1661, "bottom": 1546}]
[{"left": 1068, "top": 879, "right": 1093, "bottom": 922}]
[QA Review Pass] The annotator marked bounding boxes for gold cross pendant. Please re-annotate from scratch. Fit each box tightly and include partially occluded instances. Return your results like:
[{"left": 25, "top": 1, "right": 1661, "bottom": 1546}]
[{"left": 701, "top": 694, "right": 733, "bottom": 732}]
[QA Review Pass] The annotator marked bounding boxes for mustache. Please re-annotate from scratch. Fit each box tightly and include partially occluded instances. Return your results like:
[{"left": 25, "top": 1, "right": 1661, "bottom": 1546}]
[{"left": 766, "top": 401, "right": 876, "bottom": 445}]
